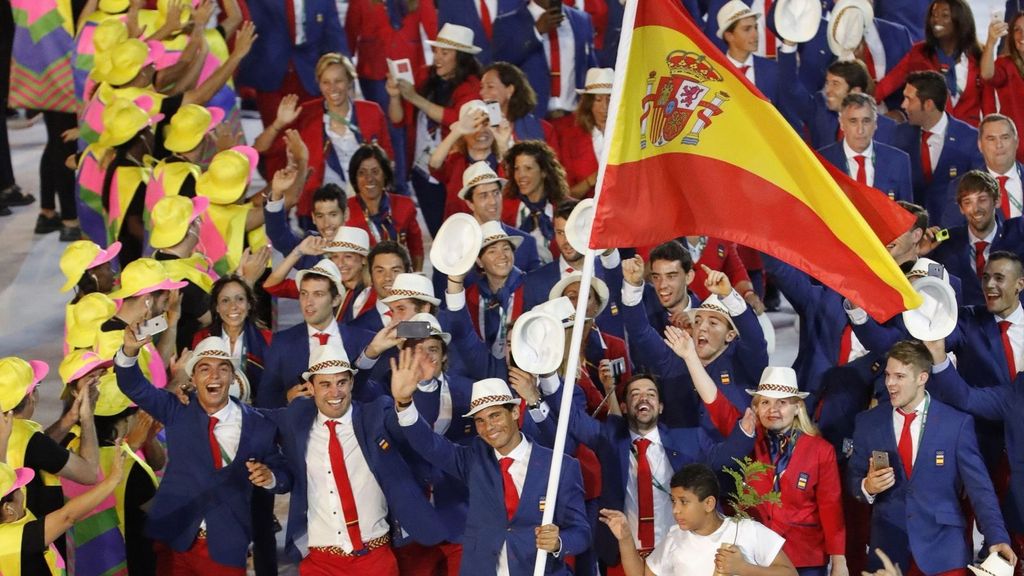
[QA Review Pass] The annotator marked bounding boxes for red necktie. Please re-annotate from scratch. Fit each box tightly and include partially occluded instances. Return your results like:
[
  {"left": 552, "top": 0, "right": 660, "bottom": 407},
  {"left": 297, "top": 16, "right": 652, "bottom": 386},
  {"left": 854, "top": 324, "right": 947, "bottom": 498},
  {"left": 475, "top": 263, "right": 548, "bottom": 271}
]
[
  {"left": 500, "top": 457, "right": 519, "bottom": 520},
  {"left": 837, "top": 324, "right": 853, "bottom": 366},
  {"left": 284, "top": 0, "right": 297, "bottom": 44},
  {"left": 997, "top": 175, "right": 1012, "bottom": 219},
  {"left": 1000, "top": 320, "right": 1017, "bottom": 379},
  {"left": 548, "top": 28, "right": 561, "bottom": 98},
  {"left": 896, "top": 409, "right": 917, "bottom": 478},
  {"left": 565, "top": 267, "right": 575, "bottom": 275},
  {"left": 975, "top": 241, "right": 989, "bottom": 282},
  {"left": 634, "top": 438, "right": 655, "bottom": 552},
  {"left": 208, "top": 416, "right": 222, "bottom": 469},
  {"left": 763, "top": 0, "right": 776, "bottom": 57},
  {"left": 861, "top": 43, "right": 877, "bottom": 79},
  {"left": 920, "top": 130, "right": 934, "bottom": 182},
  {"left": 738, "top": 65, "right": 751, "bottom": 76},
  {"left": 854, "top": 155, "right": 868, "bottom": 185},
  {"left": 325, "top": 420, "right": 364, "bottom": 551},
  {"left": 479, "top": 0, "right": 493, "bottom": 40},
  {"left": 313, "top": 332, "right": 330, "bottom": 345}
]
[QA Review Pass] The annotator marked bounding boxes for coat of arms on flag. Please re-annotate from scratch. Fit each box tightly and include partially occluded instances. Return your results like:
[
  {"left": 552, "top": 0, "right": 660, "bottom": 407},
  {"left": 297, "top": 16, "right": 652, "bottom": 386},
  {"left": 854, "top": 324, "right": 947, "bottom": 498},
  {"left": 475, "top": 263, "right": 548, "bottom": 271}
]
[{"left": 640, "top": 50, "right": 729, "bottom": 149}]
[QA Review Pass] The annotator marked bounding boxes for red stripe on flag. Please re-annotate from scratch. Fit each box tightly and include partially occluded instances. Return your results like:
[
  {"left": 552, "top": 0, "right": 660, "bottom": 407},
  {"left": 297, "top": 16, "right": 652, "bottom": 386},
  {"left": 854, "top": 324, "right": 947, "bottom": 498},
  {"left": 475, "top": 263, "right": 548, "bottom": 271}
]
[{"left": 594, "top": 153, "right": 909, "bottom": 321}]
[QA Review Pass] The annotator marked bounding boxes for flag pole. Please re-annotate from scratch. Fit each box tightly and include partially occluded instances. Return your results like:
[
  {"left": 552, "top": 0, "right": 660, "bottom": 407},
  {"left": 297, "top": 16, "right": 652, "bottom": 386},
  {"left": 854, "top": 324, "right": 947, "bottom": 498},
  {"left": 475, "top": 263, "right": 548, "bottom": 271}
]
[{"left": 531, "top": 0, "right": 639, "bottom": 572}]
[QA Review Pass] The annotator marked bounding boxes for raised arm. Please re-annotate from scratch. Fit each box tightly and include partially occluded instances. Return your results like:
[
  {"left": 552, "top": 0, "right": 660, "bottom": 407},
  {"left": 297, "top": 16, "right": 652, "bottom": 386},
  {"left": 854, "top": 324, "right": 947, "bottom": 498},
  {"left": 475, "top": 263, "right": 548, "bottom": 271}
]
[{"left": 44, "top": 443, "right": 126, "bottom": 545}]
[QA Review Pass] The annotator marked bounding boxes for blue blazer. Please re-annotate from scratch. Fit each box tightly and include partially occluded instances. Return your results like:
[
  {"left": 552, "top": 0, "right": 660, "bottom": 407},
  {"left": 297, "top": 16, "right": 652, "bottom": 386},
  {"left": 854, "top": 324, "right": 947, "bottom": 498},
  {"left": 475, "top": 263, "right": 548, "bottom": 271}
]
[
  {"left": 929, "top": 365, "right": 1024, "bottom": 533},
  {"left": 263, "top": 206, "right": 319, "bottom": 270},
  {"left": 271, "top": 396, "right": 447, "bottom": 560},
  {"left": 394, "top": 413, "right": 591, "bottom": 575},
  {"left": 114, "top": 362, "right": 291, "bottom": 568},
  {"left": 875, "top": 18, "right": 916, "bottom": 110},
  {"left": 874, "top": 0, "right": 928, "bottom": 41},
  {"left": 891, "top": 116, "right": 983, "bottom": 226},
  {"left": 620, "top": 295, "right": 768, "bottom": 430},
  {"left": 817, "top": 140, "right": 914, "bottom": 202},
  {"left": 848, "top": 399, "right": 1009, "bottom": 573},
  {"left": 258, "top": 321, "right": 374, "bottom": 408},
  {"left": 596, "top": 0, "right": 625, "bottom": 67},
  {"left": 522, "top": 258, "right": 625, "bottom": 337},
  {"left": 237, "top": 0, "right": 348, "bottom": 94},
  {"left": 493, "top": 5, "right": 597, "bottom": 118},
  {"left": 941, "top": 163, "right": 1024, "bottom": 228},
  {"left": 929, "top": 217, "right": 1024, "bottom": 306},
  {"left": 431, "top": 223, "right": 541, "bottom": 298},
  {"left": 565, "top": 407, "right": 755, "bottom": 565},
  {"left": 437, "top": 0, "right": 521, "bottom": 65}
]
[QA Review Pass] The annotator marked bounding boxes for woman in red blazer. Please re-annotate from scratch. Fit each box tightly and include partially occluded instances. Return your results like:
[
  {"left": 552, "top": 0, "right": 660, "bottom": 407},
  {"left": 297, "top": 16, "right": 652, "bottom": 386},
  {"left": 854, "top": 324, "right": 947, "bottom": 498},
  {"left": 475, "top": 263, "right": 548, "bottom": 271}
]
[
  {"left": 557, "top": 67, "right": 613, "bottom": 199},
  {"left": 388, "top": 23, "right": 483, "bottom": 235},
  {"left": 875, "top": 0, "right": 984, "bottom": 126},
  {"left": 255, "top": 53, "right": 392, "bottom": 223},
  {"left": 981, "top": 12, "right": 1024, "bottom": 162},
  {"left": 345, "top": 144, "right": 425, "bottom": 270},
  {"left": 745, "top": 369, "right": 847, "bottom": 576}
]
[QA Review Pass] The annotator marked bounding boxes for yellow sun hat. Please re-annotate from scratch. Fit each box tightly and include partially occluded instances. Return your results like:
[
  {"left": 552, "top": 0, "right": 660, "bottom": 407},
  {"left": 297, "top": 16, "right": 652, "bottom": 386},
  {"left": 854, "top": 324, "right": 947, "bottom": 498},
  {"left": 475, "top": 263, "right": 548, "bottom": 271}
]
[
  {"left": 92, "top": 19, "right": 129, "bottom": 53},
  {"left": 0, "top": 358, "right": 49, "bottom": 413},
  {"left": 0, "top": 462, "right": 35, "bottom": 500},
  {"left": 58, "top": 349, "right": 114, "bottom": 400},
  {"left": 163, "top": 104, "right": 226, "bottom": 153},
  {"left": 60, "top": 240, "right": 121, "bottom": 293},
  {"left": 95, "top": 98, "right": 162, "bottom": 150},
  {"left": 66, "top": 293, "right": 119, "bottom": 350},
  {"left": 150, "top": 195, "right": 210, "bottom": 249},
  {"left": 108, "top": 258, "right": 187, "bottom": 300},
  {"left": 98, "top": 0, "right": 129, "bottom": 13},
  {"left": 94, "top": 371, "right": 135, "bottom": 417},
  {"left": 196, "top": 146, "right": 259, "bottom": 205}
]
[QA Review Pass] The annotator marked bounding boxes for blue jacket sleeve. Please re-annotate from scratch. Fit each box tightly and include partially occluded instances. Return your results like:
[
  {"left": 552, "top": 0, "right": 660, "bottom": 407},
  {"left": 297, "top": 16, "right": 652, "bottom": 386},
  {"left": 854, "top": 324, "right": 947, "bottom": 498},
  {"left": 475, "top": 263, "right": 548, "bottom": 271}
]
[
  {"left": 850, "top": 315, "right": 906, "bottom": 354},
  {"left": 551, "top": 457, "right": 591, "bottom": 557},
  {"left": 957, "top": 413, "right": 1011, "bottom": 545},
  {"left": 398, "top": 410, "right": 472, "bottom": 484},
  {"left": 762, "top": 255, "right": 822, "bottom": 317},
  {"left": 446, "top": 303, "right": 506, "bottom": 379},
  {"left": 776, "top": 50, "right": 816, "bottom": 129},
  {"left": 701, "top": 422, "right": 756, "bottom": 473},
  {"left": 253, "top": 413, "right": 293, "bottom": 495},
  {"left": 928, "top": 364, "right": 1012, "bottom": 421},
  {"left": 621, "top": 299, "right": 683, "bottom": 378},
  {"left": 264, "top": 207, "right": 302, "bottom": 260},
  {"left": 846, "top": 412, "right": 872, "bottom": 504},
  {"left": 114, "top": 361, "right": 186, "bottom": 425},
  {"left": 321, "top": 0, "right": 349, "bottom": 56},
  {"left": 732, "top": 307, "right": 768, "bottom": 384}
]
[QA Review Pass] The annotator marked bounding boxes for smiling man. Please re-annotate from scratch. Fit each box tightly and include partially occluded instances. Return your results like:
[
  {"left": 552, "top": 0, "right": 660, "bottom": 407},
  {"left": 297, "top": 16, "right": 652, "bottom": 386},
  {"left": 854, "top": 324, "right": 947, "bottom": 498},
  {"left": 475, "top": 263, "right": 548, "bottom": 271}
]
[
  {"left": 114, "top": 333, "right": 291, "bottom": 573},
  {"left": 391, "top": 348, "right": 591, "bottom": 575},
  {"left": 265, "top": 184, "right": 350, "bottom": 272},
  {"left": 848, "top": 340, "right": 1014, "bottom": 575},
  {"left": 943, "top": 114, "right": 1024, "bottom": 227}
]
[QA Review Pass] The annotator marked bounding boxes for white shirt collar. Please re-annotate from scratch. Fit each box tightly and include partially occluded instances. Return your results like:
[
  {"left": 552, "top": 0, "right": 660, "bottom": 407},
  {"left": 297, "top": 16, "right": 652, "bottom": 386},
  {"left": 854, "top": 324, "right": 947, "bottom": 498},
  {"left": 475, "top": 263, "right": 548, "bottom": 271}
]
[
  {"left": 209, "top": 398, "right": 241, "bottom": 424},
  {"left": 896, "top": 393, "right": 928, "bottom": 416},
  {"left": 997, "top": 303, "right": 1024, "bottom": 324},
  {"left": 989, "top": 165, "right": 1020, "bottom": 180},
  {"left": 968, "top": 224, "right": 998, "bottom": 245},
  {"left": 527, "top": 1, "right": 547, "bottom": 20},
  {"left": 629, "top": 426, "right": 663, "bottom": 446},
  {"left": 726, "top": 53, "right": 754, "bottom": 68},
  {"left": 843, "top": 139, "right": 874, "bottom": 160},
  {"left": 316, "top": 403, "right": 354, "bottom": 427},
  {"left": 926, "top": 112, "right": 949, "bottom": 137},
  {"left": 307, "top": 320, "right": 342, "bottom": 343},
  {"left": 493, "top": 433, "right": 531, "bottom": 463}
]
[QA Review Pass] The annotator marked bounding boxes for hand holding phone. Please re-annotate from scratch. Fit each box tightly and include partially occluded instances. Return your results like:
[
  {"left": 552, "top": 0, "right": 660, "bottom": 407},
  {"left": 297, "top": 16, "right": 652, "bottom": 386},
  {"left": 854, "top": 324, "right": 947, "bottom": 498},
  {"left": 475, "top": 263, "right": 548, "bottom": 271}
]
[
  {"left": 135, "top": 314, "right": 169, "bottom": 340},
  {"left": 871, "top": 450, "right": 890, "bottom": 471},
  {"left": 396, "top": 321, "right": 432, "bottom": 340}
]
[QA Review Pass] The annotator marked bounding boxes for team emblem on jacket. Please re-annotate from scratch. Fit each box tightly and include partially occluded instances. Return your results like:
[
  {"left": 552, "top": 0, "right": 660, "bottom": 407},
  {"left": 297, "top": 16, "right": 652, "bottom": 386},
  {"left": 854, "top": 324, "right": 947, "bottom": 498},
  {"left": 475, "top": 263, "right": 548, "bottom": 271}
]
[{"left": 797, "top": 472, "right": 809, "bottom": 490}]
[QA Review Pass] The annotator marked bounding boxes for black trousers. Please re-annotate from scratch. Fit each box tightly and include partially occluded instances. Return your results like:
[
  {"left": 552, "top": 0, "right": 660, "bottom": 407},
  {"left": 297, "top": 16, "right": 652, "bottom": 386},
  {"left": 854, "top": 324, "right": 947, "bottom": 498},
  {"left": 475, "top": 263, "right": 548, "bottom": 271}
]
[
  {"left": 0, "top": 0, "right": 15, "bottom": 191},
  {"left": 40, "top": 111, "right": 77, "bottom": 218}
]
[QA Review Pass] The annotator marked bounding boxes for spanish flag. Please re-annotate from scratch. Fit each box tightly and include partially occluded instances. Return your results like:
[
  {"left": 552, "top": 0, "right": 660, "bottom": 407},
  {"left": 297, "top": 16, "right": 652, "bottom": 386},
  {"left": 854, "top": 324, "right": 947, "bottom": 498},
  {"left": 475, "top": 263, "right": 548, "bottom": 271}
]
[{"left": 589, "top": 0, "right": 922, "bottom": 322}]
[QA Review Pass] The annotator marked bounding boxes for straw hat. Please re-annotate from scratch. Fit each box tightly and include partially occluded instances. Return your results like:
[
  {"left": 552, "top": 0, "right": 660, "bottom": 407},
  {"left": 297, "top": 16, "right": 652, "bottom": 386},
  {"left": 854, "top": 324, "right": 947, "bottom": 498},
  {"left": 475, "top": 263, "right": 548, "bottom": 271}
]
[
  {"left": 717, "top": 0, "right": 760, "bottom": 38},
  {"left": 431, "top": 213, "right": 483, "bottom": 276},
  {"left": 828, "top": 0, "right": 873, "bottom": 57},
  {"left": 426, "top": 23, "right": 482, "bottom": 55},
  {"left": 322, "top": 227, "right": 370, "bottom": 256},
  {"left": 902, "top": 276, "right": 958, "bottom": 341},
  {"left": 381, "top": 273, "right": 440, "bottom": 306},
  {"left": 107, "top": 258, "right": 187, "bottom": 300},
  {"left": 150, "top": 195, "right": 209, "bottom": 249},
  {"left": 0, "top": 358, "right": 49, "bottom": 412},
  {"left": 458, "top": 161, "right": 506, "bottom": 200},
  {"left": 463, "top": 378, "right": 519, "bottom": 417},
  {"left": 532, "top": 296, "right": 576, "bottom": 327},
  {"left": 60, "top": 240, "right": 121, "bottom": 292},
  {"left": 968, "top": 554, "right": 1014, "bottom": 576},
  {"left": 479, "top": 220, "right": 523, "bottom": 251},
  {"left": 564, "top": 198, "right": 595, "bottom": 254},
  {"left": 196, "top": 146, "right": 259, "bottom": 205},
  {"left": 303, "top": 343, "right": 356, "bottom": 381},
  {"left": 746, "top": 366, "right": 809, "bottom": 398},
  {"left": 577, "top": 68, "right": 614, "bottom": 95},
  {"left": 773, "top": 0, "right": 822, "bottom": 43},
  {"left": 690, "top": 295, "right": 740, "bottom": 334},
  {"left": 548, "top": 273, "right": 610, "bottom": 319},
  {"left": 295, "top": 259, "right": 345, "bottom": 298},
  {"left": 163, "top": 104, "right": 225, "bottom": 153}
]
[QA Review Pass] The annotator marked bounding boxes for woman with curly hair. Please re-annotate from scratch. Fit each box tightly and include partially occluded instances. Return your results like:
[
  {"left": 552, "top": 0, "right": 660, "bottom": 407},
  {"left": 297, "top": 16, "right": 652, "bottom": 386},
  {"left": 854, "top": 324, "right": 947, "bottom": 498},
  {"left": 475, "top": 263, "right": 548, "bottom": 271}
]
[
  {"left": 501, "top": 140, "right": 568, "bottom": 263},
  {"left": 981, "top": 11, "right": 1024, "bottom": 162},
  {"left": 875, "top": 0, "right": 984, "bottom": 125}
]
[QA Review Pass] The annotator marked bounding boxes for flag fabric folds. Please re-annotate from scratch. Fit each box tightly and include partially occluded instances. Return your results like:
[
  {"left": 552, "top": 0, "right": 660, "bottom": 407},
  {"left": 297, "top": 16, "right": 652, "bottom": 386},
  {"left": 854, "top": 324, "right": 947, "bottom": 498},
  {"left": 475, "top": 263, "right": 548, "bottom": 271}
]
[{"left": 589, "top": 0, "right": 921, "bottom": 322}]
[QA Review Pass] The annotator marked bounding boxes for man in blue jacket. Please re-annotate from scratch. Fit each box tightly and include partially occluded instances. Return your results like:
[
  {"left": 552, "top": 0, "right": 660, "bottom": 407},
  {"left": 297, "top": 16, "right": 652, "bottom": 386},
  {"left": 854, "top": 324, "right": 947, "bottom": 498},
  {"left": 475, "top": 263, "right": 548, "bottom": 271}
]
[
  {"left": 114, "top": 332, "right": 291, "bottom": 573},
  {"left": 848, "top": 340, "right": 1015, "bottom": 573},
  {"left": 391, "top": 348, "right": 591, "bottom": 575}
]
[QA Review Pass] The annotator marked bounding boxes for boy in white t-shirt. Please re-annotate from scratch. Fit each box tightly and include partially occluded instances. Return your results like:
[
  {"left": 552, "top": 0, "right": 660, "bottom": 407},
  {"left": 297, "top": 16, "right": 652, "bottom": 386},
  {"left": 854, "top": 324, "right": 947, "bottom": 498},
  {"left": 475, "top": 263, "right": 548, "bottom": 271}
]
[{"left": 600, "top": 463, "right": 797, "bottom": 576}]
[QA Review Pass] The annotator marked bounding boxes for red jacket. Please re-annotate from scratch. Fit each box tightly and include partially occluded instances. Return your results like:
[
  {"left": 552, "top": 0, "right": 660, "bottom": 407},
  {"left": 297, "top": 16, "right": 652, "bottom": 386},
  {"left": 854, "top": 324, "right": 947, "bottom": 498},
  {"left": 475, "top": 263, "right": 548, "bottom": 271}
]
[
  {"left": 431, "top": 151, "right": 507, "bottom": 221},
  {"left": 689, "top": 238, "right": 751, "bottom": 301},
  {"left": 704, "top": 394, "right": 845, "bottom": 567},
  {"left": 345, "top": 0, "right": 438, "bottom": 82},
  {"left": 345, "top": 193, "right": 424, "bottom": 260},
  {"left": 263, "top": 98, "right": 393, "bottom": 216},
  {"left": 983, "top": 56, "right": 1024, "bottom": 163},
  {"left": 556, "top": 115, "right": 599, "bottom": 196},
  {"left": 875, "top": 42, "right": 983, "bottom": 126}
]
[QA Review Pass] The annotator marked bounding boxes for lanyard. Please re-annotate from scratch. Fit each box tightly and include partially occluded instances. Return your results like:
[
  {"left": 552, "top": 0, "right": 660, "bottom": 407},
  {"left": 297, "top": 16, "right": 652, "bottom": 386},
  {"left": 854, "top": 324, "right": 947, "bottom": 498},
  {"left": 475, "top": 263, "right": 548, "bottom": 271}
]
[{"left": 479, "top": 289, "right": 515, "bottom": 358}]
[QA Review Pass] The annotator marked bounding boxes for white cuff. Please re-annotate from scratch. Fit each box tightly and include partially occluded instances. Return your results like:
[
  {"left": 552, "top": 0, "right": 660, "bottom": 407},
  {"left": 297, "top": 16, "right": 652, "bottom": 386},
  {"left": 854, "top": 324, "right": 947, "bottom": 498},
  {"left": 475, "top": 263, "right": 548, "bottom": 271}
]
[
  {"left": 538, "top": 373, "right": 561, "bottom": 396},
  {"left": 843, "top": 299, "right": 868, "bottom": 325},
  {"left": 741, "top": 423, "right": 755, "bottom": 439},
  {"left": 779, "top": 42, "right": 798, "bottom": 53},
  {"left": 355, "top": 352, "right": 378, "bottom": 370},
  {"left": 115, "top": 348, "right": 140, "bottom": 368},
  {"left": 397, "top": 402, "right": 420, "bottom": 426},
  {"left": 264, "top": 473, "right": 277, "bottom": 491},
  {"left": 265, "top": 198, "right": 285, "bottom": 213},
  {"left": 860, "top": 478, "right": 876, "bottom": 504},
  {"left": 529, "top": 401, "right": 550, "bottom": 422},
  {"left": 720, "top": 289, "right": 747, "bottom": 316},
  {"left": 600, "top": 249, "right": 621, "bottom": 270},
  {"left": 552, "top": 536, "right": 563, "bottom": 558},
  {"left": 621, "top": 282, "right": 644, "bottom": 307},
  {"left": 932, "top": 357, "right": 952, "bottom": 373},
  {"left": 445, "top": 289, "right": 466, "bottom": 312}
]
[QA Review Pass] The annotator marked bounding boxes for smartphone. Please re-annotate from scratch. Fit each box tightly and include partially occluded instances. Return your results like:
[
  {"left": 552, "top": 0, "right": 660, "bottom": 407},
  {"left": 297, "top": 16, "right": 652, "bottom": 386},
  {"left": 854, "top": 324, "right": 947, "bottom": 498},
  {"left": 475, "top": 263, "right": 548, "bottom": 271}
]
[
  {"left": 135, "top": 314, "right": 169, "bottom": 340},
  {"left": 396, "top": 321, "right": 432, "bottom": 339},
  {"left": 609, "top": 357, "right": 626, "bottom": 380},
  {"left": 871, "top": 450, "right": 890, "bottom": 470},
  {"left": 992, "top": 8, "right": 1005, "bottom": 22},
  {"left": 547, "top": 2, "right": 562, "bottom": 15},
  {"left": 935, "top": 228, "right": 950, "bottom": 242},
  {"left": 484, "top": 101, "right": 503, "bottom": 126}
]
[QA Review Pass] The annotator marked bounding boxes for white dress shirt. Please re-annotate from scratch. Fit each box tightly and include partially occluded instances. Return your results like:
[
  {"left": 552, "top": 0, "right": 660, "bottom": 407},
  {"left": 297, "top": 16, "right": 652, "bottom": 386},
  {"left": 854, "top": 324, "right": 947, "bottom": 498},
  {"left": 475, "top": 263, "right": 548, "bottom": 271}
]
[
  {"left": 475, "top": 0, "right": 497, "bottom": 25},
  {"left": 292, "top": 0, "right": 307, "bottom": 45},
  {"left": 323, "top": 107, "right": 361, "bottom": 187},
  {"left": 527, "top": 1, "right": 577, "bottom": 113},
  {"left": 994, "top": 304, "right": 1024, "bottom": 375},
  {"left": 844, "top": 140, "right": 876, "bottom": 187},
  {"left": 494, "top": 435, "right": 532, "bottom": 576},
  {"left": 374, "top": 299, "right": 392, "bottom": 327},
  {"left": 969, "top": 225, "right": 999, "bottom": 276},
  {"left": 922, "top": 113, "right": 949, "bottom": 173},
  {"left": 990, "top": 165, "right": 1023, "bottom": 218},
  {"left": 863, "top": 22, "right": 888, "bottom": 81},
  {"left": 417, "top": 374, "right": 453, "bottom": 434},
  {"left": 861, "top": 394, "right": 928, "bottom": 502},
  {"left": 726, "top": 53, "right": 755, "bottom": 83},
  {"left": 625, "top": 428, "right": 674, "bottom": 549},
  {"left": 306, "top": 407, "right": 390, "bottom": 551},
  {"left": 307, "top": 321, "right": 342, "bottom": 348}
]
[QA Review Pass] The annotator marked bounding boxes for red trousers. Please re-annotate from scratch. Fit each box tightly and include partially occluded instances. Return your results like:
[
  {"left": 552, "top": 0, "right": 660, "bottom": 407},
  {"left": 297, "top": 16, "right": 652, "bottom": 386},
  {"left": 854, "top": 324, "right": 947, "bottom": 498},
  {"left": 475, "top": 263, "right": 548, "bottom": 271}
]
[
  {"left": 254, "top": 67, "right": 314, "bottom": 132},
  {"left": 393, "top": 541, "right": 463, "bottom": 576},
  {"left": 154, "top": 539, "right": 246, "bottom": 575},
  {"left": 299, "top": 546, "right": 399, "bottom": 576}
]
